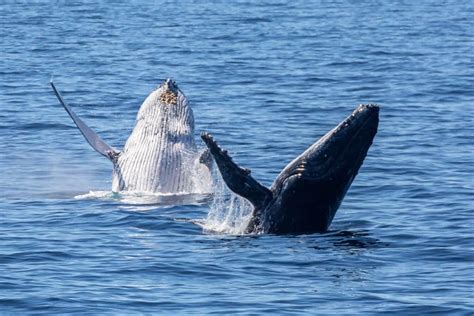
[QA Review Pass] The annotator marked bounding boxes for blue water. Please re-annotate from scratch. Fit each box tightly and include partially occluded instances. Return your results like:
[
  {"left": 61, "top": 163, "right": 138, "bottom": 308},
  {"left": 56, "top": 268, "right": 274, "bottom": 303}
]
[{"left": 1, "top": 1, "right": 473, "bottom": 314}]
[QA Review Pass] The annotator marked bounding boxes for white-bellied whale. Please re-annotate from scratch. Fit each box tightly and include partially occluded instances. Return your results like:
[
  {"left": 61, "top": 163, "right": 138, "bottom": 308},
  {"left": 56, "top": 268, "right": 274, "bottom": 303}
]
[
  {"left": 51, "top": 79, "right": 212, "bottom": 194},
  {"left": 201, "top": 104, "right": 379, "bottom": 234}
]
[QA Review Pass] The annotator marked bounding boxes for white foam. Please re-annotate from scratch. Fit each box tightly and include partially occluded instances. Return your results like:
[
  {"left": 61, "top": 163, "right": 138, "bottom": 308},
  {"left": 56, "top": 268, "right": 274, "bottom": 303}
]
[
  {"left": 74, "top": 190, "right": 211, "bottom": 207},
  {"left": 201, "top": 176, "right": 254, "bottom": 235}
]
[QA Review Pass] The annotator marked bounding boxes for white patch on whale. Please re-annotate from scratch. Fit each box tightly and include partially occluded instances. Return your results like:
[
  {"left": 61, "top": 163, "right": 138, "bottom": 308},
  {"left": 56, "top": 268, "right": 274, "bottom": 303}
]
[{"left": 51, "top": 79, "right": 212, "bottom": 195}]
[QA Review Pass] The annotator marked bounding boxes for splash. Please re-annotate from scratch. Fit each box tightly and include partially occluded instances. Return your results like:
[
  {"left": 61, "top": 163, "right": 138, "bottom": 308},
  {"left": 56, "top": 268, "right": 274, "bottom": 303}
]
[
  {"left": 74, "top": 165, "right": 252, "bottom": 234},
  {"left": 201, "top": 174, "right": 254, "bottom": 235},
  {"left": 75, "top": 190, "right": 212, "bottom": 207},
  {"left": 190, "top": 153, "right": 213, "bottom": 194}
]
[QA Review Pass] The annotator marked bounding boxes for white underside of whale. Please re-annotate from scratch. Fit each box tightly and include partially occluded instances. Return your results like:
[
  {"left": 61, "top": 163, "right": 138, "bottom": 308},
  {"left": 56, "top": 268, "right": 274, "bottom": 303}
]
[
  {"left": 112, "top": 85, "right": 212, "bottom": 193},
  {"left": 51, "top": 79, "right": 212, "bottom": 195}
]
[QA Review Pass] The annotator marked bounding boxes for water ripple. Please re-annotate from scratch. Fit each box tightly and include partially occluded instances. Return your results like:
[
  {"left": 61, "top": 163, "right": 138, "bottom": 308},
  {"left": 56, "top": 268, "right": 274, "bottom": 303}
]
[{"left": 0, "top": 0, "right": 473, "bottom": 314}]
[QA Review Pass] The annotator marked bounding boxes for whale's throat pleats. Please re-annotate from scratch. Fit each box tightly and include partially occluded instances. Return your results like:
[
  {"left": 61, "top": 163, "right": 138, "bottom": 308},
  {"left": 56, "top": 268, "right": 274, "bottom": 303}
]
[{"left": 112, "top": 87, "right": 204, "bottom": 193}]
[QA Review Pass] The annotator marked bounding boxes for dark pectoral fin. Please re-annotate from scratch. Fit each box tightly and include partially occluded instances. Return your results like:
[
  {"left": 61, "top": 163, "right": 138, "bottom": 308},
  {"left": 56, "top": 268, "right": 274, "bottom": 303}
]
[
  {"left": 201, "top": 132, "right": 271, "bottom": 209},
  {"left": 50, "top": 81, "right": 119, "bottom": 162}
]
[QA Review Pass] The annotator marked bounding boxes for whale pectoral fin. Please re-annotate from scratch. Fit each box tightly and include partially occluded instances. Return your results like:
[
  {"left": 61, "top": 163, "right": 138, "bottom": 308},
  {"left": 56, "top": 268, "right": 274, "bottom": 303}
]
[
  {"left": 201, "top": 132, "right": 272, "bottom": 209},
  {"left": 50, "top": 81, "right": 120, "bottom": 162}
]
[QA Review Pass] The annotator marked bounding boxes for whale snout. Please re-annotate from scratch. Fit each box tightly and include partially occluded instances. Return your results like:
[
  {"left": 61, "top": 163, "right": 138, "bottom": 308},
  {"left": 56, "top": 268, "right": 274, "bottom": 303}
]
[
  {"left": 355, "top": 104, "right": 379, "bottom": 121},
  {"left": 283, "top": 104, "right": 379, "bottom": 182},
  {"left": 339, "top": 104, "right": 380, "bottom": 128},
  {"left": 330, "top": 104, "right": 379, "bottom": 145},
  {"left": 159, "top": 78, "right": 180, "bottom": 105},
  {"left": 352, "top": 104, "right": 379, "bottom": 137},
  {"left": 164, "top": 78, "right": 178, "bottom": 91},
  {"left": 358, "top": 103, "right": 379, "bottom": 111},
  {"left": 322, "top": 104, "right": 378, "bottom": 179},
  {"left": 333, "top": 103, "right": 379, "bottom": 149}
]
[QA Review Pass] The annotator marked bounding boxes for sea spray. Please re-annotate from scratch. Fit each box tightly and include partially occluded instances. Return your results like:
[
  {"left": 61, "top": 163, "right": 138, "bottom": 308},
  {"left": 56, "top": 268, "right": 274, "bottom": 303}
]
[
  {"left": 190, "top": 153, "right": 213, "bottom": 194},
  {"left": 203, "top": 173, "right": 254, "bottom": 235}
]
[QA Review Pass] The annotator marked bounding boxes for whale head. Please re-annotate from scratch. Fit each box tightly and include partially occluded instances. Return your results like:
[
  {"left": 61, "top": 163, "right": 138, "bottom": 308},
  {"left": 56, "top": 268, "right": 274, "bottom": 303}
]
[
  {"left": 134, "top": 78, "right": 195, "bottom": 136},
  {"left": 112, "top": 78, "right": 200, "bottom": 193},
  {"left": 264, "top": 104, "right": 379, "bottom": 233}
]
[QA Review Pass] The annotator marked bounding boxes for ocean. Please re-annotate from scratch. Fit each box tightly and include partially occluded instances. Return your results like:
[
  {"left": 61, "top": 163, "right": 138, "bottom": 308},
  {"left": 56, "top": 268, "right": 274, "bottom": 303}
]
[{"left": 0, "top": 1, "right": 473, "bottom": 314}]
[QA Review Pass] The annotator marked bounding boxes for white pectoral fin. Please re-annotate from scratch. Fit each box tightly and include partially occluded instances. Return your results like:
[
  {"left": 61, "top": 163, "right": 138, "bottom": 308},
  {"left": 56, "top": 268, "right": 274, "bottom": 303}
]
[{"left": 50, "top": 80, "right": 120, "bottom": 161}]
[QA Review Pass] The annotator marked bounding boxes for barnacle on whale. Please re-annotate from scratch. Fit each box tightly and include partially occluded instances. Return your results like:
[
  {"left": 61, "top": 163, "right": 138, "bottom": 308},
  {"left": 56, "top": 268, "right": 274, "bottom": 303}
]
[{"left": 160, "top": 89, "right": 178, "bottom": 105}]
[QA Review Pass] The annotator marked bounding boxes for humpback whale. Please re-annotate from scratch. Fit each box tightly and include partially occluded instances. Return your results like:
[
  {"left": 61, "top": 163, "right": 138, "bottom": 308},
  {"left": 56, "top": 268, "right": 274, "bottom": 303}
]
[
  {"left": 51, "top": 79, "right": 212, "bottom": 194},
  {"left": 201, "top": 104, "right": 379, "bottom": 234}
]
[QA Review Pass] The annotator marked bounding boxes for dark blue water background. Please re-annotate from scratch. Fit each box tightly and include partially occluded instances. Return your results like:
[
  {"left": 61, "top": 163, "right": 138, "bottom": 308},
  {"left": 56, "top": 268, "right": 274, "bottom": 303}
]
[{"left": 1, "top": 1, "right": 473, "bottom": 314}]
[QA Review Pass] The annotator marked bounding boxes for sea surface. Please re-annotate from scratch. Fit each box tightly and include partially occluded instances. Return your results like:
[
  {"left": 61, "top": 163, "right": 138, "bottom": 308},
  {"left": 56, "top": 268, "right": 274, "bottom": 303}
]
[{"left": 1, "top": 1, "right": 473, "bottom": 314}]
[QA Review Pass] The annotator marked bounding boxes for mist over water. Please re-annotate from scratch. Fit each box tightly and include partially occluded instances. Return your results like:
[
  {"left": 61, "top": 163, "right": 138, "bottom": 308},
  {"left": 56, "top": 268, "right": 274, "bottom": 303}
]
[{"left": 1, "top": 1, "right": 473, "bottom": 314}]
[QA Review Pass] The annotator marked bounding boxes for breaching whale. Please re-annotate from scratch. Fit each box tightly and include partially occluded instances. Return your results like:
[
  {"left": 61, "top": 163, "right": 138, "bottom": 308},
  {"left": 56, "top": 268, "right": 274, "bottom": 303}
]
[
  {"left": 201, "top": 104, "right": 379, "bottom": 234},
  {"left": 50, "top": 79, "right": 212, "bottom": 194}
]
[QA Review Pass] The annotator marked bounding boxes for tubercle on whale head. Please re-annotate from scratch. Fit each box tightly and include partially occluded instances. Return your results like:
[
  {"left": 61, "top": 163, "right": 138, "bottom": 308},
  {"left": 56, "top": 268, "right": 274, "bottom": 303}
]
[
  {"left": 309, "top": 103, "right": 378, "bottom": 176},
  {"left": 320, "top": 103, "right": 378, "bottom": 178},
  {"left": 273, "top": 104, "right": 379, "bottom": 183},
  {"left": 158, "top": 78, "right": 179, "bottom": 105},
  {"left": 333, "top": 104, "right": 379, "bottom": 135}
]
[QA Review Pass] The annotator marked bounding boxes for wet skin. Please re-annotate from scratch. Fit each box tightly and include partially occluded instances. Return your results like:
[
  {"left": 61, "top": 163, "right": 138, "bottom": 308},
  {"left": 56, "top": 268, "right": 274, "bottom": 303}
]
[{"left": 202, "top": 104, "right": 379, "bottom": 234}]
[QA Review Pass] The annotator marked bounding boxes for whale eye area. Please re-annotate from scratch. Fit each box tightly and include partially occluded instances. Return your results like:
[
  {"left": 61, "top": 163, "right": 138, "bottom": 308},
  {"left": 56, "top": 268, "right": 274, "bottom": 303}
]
[{"left": 160, "top": 90, "right": 178, "bottom": 105}]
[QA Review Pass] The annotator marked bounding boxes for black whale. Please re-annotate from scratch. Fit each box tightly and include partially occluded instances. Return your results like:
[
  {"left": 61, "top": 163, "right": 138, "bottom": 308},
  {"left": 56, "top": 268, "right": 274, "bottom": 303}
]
[{"left": 201, "top": 104, "right": 379, "bottom": 234}]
